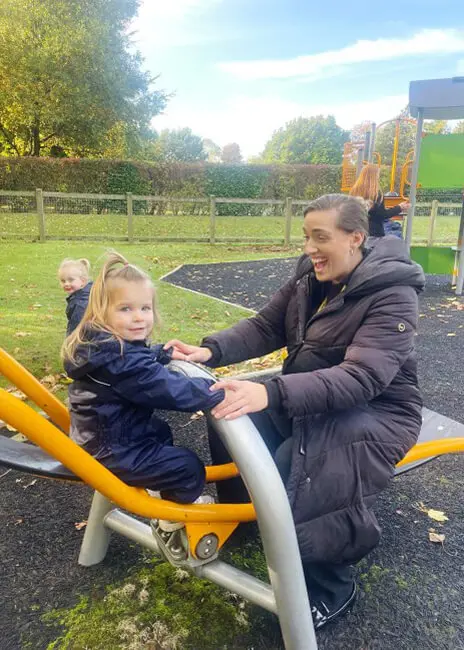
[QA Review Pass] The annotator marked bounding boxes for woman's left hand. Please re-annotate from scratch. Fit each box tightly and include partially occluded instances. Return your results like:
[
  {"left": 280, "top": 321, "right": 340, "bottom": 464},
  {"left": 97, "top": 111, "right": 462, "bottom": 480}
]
[{"left": 210, "top": 380, "right": 268, "bottom": 420}]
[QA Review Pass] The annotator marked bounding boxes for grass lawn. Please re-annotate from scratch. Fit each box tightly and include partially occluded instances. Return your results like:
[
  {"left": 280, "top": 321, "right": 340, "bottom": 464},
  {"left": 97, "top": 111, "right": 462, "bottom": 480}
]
[
  {"left": 0, "top": 211, "right": 461, "bottom": 244},
  {"left": 0, "top": 240, "right": 292, "bottom": 389}
]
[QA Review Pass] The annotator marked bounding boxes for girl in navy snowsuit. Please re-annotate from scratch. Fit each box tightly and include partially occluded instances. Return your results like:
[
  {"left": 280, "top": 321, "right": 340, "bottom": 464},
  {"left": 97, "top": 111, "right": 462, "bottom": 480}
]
[
  {"left": 58, "top": 258, "right": 93, "bottom": 335},
  {"left": 61, "top": 252, "right": 224, "bottom": 504}
]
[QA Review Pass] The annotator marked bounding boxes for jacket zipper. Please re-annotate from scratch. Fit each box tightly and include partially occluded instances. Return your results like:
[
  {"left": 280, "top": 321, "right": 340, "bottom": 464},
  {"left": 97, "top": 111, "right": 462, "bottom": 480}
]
[{"left": 296, "top": 274, "right": 346, "bottom": 344}]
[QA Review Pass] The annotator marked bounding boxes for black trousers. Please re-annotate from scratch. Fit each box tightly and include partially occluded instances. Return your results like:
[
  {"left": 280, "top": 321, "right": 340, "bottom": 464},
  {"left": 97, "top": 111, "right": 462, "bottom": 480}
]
[{"left": 208, "top": 409, "right": 354, "bottom": 610}]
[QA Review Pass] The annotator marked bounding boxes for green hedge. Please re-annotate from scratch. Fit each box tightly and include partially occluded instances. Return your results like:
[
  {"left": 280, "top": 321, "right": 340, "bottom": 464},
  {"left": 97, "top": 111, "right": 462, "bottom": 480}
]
[{"left": 0, "top": 158, "right": 342, "bottom": 202}]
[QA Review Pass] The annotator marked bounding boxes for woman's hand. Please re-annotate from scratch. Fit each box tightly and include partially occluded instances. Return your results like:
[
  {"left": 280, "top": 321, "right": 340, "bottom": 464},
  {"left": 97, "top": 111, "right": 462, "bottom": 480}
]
[
  {"left": 399, "top": 201, "right": 411, "bottom": 211},
  {"left": 164, "top": 339, "right": 212, "bottom": 363},
  {"left": 211, "top": 380, "right": 268, "bottom": 420}
]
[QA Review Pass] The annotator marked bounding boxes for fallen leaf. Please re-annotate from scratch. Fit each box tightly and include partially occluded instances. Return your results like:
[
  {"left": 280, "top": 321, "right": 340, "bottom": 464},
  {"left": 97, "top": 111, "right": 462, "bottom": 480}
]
[
  {"left": 447, "top": 333, "right": 456, "bottom": 337},
  {"left": 6, "top": 388, "right": 27, "bottom": 400},
  {"left": 14, "top": 518, "right": 23, "bottom": 525},
  {"left": 189, "top": 411, "right": 204, "bottom": 421},
  {"left": 6, "top": 424, "right": 17, "bottom": 432},
  {"left": 14, "top": 331, "right": 31, "bottom": 338},
  {"left": 22, "top": 479, "right": 36, "bottom": 489},
  {"left": 429, "top": 531, "right": 445, "bottom": 544},
  {"left": 427, "top": 509, "right": 449, "bottom": 522},
  {"left": 74, "top": 520, "right": 87, "bottom": 530}
]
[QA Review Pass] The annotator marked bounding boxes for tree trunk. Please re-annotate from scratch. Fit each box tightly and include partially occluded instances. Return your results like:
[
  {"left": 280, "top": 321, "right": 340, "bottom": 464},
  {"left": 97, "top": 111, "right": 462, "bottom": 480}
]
[{"left": 32, "top": 116, "right": 41, "bottom": 156}]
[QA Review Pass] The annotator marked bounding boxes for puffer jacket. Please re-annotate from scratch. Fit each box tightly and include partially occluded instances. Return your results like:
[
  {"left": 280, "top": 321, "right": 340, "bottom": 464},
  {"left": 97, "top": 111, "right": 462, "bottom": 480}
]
[
  {"left": 202, "top": 237, "right": 425, "bottom": 564},
  {"left": 65, "top": 330, "right": 224, "bottom": 464},
  {"left": 66, "top": 282, "right": 92, "bottom": 336}
]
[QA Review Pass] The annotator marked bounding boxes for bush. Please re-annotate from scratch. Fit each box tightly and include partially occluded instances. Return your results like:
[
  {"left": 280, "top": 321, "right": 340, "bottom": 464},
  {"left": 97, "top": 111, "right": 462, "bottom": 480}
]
[{"left": 0, "top": 157, "right": 343, "bottom": 203}]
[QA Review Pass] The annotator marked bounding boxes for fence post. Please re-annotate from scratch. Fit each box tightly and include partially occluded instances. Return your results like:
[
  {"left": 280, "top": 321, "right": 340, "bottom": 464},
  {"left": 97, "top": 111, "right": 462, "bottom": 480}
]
[
  {"left": 209, "top": 195, "right": 216, "bottom": 244},
  {"left": 36, "top": 188, "right": 46, "bottom": 242},
  {"left": 126, "top": 193, "right": 134, "bottom": 244},
  {"left": 284, "top": 197, "right": 292, "bottom": 247},
  {"left": 427, "top": 200, "right": 438, "bottom": 246}
]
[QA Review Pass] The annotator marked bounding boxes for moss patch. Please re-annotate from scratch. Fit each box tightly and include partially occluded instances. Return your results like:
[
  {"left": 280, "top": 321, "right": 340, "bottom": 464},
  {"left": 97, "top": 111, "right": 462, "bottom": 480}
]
[{"left": 44, "top": 558, "right": 254, "bottom": 650}]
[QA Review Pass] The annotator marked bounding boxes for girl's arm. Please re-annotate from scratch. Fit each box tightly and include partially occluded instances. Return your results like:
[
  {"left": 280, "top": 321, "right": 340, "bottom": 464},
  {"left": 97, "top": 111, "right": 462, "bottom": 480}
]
[{"left": 103, "top": 348, "right": 224, "bottom": 412}]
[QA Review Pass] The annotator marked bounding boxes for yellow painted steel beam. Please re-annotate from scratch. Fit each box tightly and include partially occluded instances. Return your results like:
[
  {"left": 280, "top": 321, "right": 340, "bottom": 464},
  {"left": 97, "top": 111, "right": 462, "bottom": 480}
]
[
  {"left": 397, "top": 438, "right": 464, "bottom": 467},
  {"left": 0, "top": 347, "right": 70, "bottom": 432},
  {"left": 0, "top": 389, "right": 256, "bottom": 523}
]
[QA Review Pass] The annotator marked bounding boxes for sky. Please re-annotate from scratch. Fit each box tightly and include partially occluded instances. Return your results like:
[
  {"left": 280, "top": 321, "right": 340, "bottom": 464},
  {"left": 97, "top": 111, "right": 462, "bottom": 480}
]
[{"left": 132, "top": 0, "right": 464, "bottom": 158}]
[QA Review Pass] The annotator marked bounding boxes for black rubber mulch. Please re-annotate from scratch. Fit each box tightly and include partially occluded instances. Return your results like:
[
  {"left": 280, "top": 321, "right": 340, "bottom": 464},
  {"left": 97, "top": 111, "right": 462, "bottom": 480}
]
[
  {"left": 1, "top": 259, "right": 464, "bottom": 650},
  {"left": 162, "top": 257, "right": 298, "bottom": 310}
]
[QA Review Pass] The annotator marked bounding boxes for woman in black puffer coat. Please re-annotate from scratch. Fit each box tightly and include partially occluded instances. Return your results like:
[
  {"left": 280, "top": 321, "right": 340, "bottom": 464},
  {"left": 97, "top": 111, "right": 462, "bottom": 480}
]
[{"left": 166, "top": 194, "right": 425, "bottom": 630}]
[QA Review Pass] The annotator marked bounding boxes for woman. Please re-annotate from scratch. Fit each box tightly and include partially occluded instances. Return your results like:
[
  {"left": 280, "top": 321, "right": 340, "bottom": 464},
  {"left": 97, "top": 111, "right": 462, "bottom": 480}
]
[
  {"left": 166, "top": 194, "right": 425, "bottom": 630},
  {"left": 349, "top": 164, "right": 410, "bottom": 237}
]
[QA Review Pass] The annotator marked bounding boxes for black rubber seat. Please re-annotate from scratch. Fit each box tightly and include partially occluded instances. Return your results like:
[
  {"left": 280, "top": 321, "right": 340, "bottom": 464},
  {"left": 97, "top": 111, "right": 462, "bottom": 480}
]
[{"left": 0, "top": 435, "right": 80, "bottom": 481}]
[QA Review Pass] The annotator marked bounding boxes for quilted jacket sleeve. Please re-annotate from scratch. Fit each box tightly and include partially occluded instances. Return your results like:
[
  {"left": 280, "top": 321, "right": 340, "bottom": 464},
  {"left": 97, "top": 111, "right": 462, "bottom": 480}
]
[
  {"left": 104, "top": 348, "right": 224, "bottom": 412},
  {"left": 266, "top": 286, "right": 419, "bottom": 417},
  {"left": 202, "top": 271, "right": 302, "bottom": 367}
]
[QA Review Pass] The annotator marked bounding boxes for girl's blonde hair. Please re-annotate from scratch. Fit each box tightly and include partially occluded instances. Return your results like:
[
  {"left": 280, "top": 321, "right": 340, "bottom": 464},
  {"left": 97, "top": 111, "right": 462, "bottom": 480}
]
[
  {"left": 61, "top": 252, "right": 160, "bottom": 363},
  {"left": 349, "top": 164, "right": 381, "bottom": 204},
  {"left": 58, "top": 258, "right": 91, "bottom": 280}
]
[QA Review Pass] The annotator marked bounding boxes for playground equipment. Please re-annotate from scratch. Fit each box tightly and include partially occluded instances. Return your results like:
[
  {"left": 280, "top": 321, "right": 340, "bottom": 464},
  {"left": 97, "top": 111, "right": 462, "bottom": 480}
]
[
  {"left": 1, "top": 345, "right": 464, "bottom": 649},
  {"left": 408, "top": 77, "right": 464, "bottom": 294},
  {"left": 341, "top": 117, "right": 415, "bottom": 212}
]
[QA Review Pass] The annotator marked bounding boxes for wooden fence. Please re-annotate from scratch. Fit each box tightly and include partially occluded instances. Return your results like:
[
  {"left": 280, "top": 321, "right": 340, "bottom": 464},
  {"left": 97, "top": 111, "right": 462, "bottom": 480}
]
[{"left": 0, "top": 189, "right": 461, "bottom": 246}]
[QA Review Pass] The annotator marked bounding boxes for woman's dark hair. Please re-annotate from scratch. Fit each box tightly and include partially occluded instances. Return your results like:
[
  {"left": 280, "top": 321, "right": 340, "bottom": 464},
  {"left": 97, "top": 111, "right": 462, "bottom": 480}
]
[{"left": 304, "top": 194, "right": 369, "bottom": 244}]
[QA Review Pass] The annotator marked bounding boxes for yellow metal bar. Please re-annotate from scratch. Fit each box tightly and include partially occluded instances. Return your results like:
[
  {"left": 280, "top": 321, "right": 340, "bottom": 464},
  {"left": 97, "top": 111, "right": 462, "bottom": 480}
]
[
  {"left": 0, "top": 389, "right": 256, "bottom": 523},
  {"left": 397, "top": 438, "right": 464, "bottom": 467},
  {"left": 206, "top": 462, "right": 239, "bottom": 481},
  {"left": 0, "top": 347, "right": 70, "bottom": 432},
  {"left": 390, "top": 120, "right": 401, "bottom": 193}
]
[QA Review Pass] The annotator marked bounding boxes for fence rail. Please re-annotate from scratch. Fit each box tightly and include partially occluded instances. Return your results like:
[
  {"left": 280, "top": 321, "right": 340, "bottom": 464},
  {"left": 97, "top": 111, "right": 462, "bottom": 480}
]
[{"left": 0, "top": 189, "right": 461, "bottom": 246}]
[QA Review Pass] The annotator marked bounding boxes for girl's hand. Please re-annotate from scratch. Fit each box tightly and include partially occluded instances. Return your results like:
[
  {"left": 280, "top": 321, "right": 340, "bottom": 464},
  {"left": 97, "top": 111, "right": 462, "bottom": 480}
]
[
  {"left": 211, "top": 380, "right": 268, "bottom": 420},
  {"left": 164, "top": 339, "right": 212, "bottom": 363},
  {"left": 399, "top": 201, "right": 411, "bottom": 211}
]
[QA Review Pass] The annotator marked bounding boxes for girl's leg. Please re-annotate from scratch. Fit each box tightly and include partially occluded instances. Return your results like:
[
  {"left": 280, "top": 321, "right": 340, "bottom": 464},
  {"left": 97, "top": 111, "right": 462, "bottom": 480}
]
[{"left": 105, "top": 444, "right": 206, "bottom": 504}]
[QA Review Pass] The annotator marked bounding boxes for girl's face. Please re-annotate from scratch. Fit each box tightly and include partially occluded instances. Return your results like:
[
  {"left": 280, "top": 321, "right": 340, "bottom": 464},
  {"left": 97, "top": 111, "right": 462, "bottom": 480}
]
[
  {"left": 59, "top": 265, "right": 87, "bottom": 295},
  {"left": 106, "top": 280, "right": 154, "bottom": 342},
  {"left": 303, "top": 209, "right": 363, "bottom": 283}
]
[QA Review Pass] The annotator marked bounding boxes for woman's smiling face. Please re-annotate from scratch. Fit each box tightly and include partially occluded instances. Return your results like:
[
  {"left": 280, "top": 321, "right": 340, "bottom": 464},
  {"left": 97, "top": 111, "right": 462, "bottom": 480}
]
[{"left": 303, "top": 208, "right": 363, "bottom": 283}]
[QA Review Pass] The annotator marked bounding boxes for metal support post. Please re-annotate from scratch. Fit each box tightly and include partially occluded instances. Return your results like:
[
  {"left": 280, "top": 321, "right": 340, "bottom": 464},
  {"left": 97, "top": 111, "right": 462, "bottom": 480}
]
[
  {"left": 405, "top": 108, "right": 424, "bottom": 251},
  {"left": 78, "top": 491, "right": 113, "bottom": 566}
]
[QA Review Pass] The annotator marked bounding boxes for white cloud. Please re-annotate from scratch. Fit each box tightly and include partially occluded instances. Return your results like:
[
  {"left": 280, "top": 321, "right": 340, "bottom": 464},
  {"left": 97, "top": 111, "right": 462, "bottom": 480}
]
[
  {"left": 218, "top": 29, "right": 464, "bottom": 80},
  {"left": 153, "top": 93, "right": 408, "bottom": 158},
  {"left": 132, "top": 0, "right": 222, "bottom": 49}
]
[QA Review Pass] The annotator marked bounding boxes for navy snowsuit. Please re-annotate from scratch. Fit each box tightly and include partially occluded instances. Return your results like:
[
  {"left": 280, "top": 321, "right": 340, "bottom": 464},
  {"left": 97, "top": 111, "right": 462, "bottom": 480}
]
[
  {"left": 65, "top": 330, "right": 224, "bottom": 503},
  {"left": 66, "top": 282, "right": 92, "bottom": 336}
]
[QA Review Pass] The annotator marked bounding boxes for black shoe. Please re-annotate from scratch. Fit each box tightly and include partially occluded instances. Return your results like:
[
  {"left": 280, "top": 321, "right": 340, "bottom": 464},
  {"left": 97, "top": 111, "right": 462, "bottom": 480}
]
[{"left": 311, "top": 583, "right": 357, "bottom": 631}]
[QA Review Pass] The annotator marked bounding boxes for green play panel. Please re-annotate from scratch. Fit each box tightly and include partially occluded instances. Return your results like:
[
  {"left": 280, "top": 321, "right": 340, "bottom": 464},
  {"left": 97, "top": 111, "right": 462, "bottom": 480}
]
[
  {"left": 410, "top": 246, "right": 455, "bottom": 274},
  {"left": 418, "top": 134, "right": 464, "bottom": 189}
]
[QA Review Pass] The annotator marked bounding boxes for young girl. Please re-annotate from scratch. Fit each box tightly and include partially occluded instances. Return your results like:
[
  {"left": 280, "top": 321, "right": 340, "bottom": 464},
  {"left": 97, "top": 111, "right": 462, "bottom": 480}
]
[
  {"left": 61, "top": 252, "right": 224, "bottom": 505},
  {"left": 349, "top": 164, "right": 410, "bottom": 238},
  {"left": 58, "top": 258, "right": 93, "bottom": 335}
]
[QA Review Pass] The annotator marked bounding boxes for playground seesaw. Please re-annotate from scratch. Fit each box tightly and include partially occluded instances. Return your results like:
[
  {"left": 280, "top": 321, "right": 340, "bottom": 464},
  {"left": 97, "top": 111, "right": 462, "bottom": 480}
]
[{"left": 1, "top": 345, "right": 464, "bottom": 650}]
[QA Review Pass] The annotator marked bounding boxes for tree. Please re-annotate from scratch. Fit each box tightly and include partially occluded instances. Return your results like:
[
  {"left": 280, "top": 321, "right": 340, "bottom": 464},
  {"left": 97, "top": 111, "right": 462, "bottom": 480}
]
[
  {"left": 262, "top": 116, "right": 349, "bottom": 164},
  {"left": 374, "top": 109, "right": 416, "bottom": 167},
  {"left": 350, "top": 121, "right": 373, "bottom": 143},
  {"left": 203, "top": 138, "right": 221, "bottom": 163},
  {"left": 423, "top": 120, "right": 449, "bottom": 134},
  {"left": 221, "top": 143, "right": 242, "bottom": 163},
  {"left": 155, "top": 128, "right": 206, "bottom": 162},
  {"left": 0, "top": 0, "right": 167, "bottom": 156}
]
